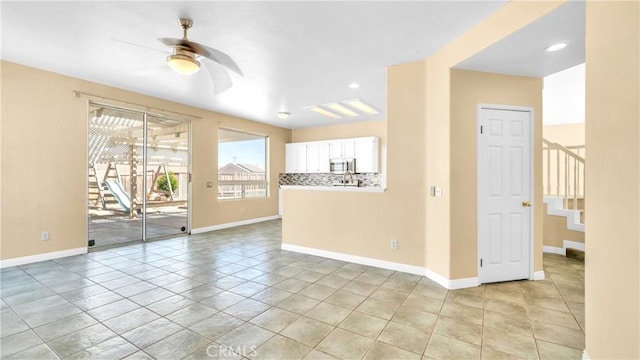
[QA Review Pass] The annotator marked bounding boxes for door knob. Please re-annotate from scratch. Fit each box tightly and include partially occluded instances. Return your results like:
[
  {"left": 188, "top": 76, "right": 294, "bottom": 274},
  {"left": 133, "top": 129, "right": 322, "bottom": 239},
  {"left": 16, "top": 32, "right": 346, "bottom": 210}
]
[{"left": 522, "top": 201, "right": 531, "bottom": 207}]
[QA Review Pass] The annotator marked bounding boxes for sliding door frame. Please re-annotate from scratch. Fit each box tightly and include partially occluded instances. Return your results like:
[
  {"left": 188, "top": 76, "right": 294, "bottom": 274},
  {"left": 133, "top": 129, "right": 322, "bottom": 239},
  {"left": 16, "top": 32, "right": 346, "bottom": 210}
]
[{"left": 87, "top": 101, "right": 192, "bottom": 244}]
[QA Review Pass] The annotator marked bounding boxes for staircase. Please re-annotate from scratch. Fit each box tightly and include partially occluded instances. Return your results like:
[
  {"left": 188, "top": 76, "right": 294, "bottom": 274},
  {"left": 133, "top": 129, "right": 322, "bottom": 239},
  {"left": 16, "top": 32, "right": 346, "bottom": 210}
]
[{"left": 542, "top": 138, "right": 585, "bottom": 257}]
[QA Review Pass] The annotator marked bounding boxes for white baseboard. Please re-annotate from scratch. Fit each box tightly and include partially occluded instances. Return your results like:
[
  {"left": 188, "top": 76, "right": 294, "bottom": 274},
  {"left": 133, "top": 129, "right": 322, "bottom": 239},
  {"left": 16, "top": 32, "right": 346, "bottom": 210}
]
[
  {"left": 191, "top": 215, "right": 280, "bottom": 234},
  {"left": 281, "top": 243, "right": 479, "bottom": 290},
  {"left": 449, "top": 277, "right": 481, "bottom": 290},
  {"left": 0, "top": 247, "right": 88, "bottom": 269},
  {"left": 282, "top": 243, "right": 426, "bottom": 276},
  {"left": 533, "top": 270, "right": 545, "bottom": 280},
  {"left": 543, "top": 241, "right": 585, "bottom": 256},
  {"left": 422, "top": 267, "right": 452, "bottom": 289},
  {"left": 582, "top": 350, "right": 590, "bottom": 360},
  {"left": 564, "top": 240, "right": 585, "bottom": 252},
  {"left": 543, "top": 245, "right": 566, "bottom": 256}
]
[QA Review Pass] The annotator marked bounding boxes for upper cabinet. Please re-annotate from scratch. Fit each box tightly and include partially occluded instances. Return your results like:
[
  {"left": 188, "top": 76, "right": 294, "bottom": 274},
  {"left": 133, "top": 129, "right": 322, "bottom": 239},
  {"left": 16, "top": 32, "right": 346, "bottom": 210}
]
[
  {"left": 355, "top": 137, "right": 379, "bottom": 173},
  {"left": 306, "top": 141, "right": 330, "bottom": 173},
  {"left": 285, "top": 136, "right": 379, "bottom": 174},
  {"left": 329, "top": 139, "right": 356, "bottom": 159},
  {"left": 285, "top": 143, "right": 307, "bottom": 173}
]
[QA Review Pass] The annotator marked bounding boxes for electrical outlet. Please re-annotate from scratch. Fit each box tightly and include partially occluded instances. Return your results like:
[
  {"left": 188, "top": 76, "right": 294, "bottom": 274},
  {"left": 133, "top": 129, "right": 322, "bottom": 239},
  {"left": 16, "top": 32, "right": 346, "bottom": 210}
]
[
  {"left": 390, "top": 239, "right": 398, "bottom": 250},
  {"left": 41, "top": 231, "right": 49, "bottom": 241}
]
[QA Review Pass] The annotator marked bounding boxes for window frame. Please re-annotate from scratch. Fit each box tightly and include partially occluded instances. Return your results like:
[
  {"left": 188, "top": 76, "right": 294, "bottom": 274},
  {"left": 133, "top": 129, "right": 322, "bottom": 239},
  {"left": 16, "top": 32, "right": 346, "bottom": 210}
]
[{"left": 217, "top": 127, "right": 269, "bottom": 201}]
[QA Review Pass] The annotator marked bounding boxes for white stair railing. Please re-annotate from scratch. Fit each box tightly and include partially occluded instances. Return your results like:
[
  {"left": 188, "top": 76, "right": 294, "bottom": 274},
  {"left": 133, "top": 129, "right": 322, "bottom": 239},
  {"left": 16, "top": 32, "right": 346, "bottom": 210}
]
[{"left": 543, "top": 138, "right": 585, "bottom": 211}]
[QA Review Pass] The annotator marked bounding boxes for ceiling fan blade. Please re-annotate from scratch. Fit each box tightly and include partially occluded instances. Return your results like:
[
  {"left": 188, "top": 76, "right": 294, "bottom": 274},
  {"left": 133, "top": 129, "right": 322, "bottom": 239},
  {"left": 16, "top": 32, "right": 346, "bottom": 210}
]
[
  {"left": 158, "top": 37, "right": 188, "bottom": 48},
  {"left": 201, "top": 61, "right": 233, "bottom": 95},
  {"left": 112, "top": 38, "right": 169, "bottom": 55},
  {"left": 187, "top": 40, "right": 243, "bottom": 77},
  {"left": 159, "top": 37, "right": 243, "bottom": 77}
]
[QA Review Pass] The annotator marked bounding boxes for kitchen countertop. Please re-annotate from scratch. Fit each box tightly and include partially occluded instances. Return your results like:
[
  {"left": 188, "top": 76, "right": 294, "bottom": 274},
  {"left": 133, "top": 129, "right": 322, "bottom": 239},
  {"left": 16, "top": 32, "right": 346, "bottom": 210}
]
[{"left": 280, "top": 185, "right": 386, "bottom": 193}]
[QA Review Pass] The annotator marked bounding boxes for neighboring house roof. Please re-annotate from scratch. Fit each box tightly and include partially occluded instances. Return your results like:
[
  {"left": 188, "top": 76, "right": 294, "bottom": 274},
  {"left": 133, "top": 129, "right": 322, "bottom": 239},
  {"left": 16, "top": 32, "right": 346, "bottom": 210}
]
[
  {"left": 218, "top": 163, "right": 265, "bottom": 174},
  {"left": 237, "top": 163, "right": 265, "bottom": 173}
]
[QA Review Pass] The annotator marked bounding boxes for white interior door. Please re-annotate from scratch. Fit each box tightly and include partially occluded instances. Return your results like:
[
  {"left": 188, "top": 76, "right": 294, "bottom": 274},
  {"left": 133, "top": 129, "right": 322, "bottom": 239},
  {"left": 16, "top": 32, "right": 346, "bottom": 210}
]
[{"left": 478, "top": 106, "right": 532, "bottom": 284}]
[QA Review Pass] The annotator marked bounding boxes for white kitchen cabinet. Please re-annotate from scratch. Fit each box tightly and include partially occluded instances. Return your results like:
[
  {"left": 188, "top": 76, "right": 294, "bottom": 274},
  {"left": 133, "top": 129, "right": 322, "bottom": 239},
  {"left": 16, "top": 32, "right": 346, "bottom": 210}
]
[
  {"left": 355, "top": 137, "right": 379, "bottom": 173},
  {"left": 285, "top": 143, "right": 307, "bottom": 173},
  {"left": 286, "top": 137, "right": 379, "bottom": 174},
  {"left": 329, "top": 139, "right": 356, "bottom": 159},
  {"left": 306, "top": 141, "right": 330, "bottom": 173}
]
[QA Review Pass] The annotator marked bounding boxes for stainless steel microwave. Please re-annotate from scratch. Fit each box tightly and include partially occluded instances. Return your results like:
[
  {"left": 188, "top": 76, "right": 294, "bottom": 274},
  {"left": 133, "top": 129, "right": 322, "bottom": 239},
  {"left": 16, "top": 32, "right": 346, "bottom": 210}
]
[{"left": 330, "top": 158, "right": 356, "bottom": 174}]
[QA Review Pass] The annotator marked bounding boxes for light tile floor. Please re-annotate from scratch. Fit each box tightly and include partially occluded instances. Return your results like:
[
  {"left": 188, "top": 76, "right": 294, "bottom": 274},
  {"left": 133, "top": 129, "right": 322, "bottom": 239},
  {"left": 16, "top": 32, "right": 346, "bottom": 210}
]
[{"left": 0, "top": 220, "right": 585, "bottom": 359}]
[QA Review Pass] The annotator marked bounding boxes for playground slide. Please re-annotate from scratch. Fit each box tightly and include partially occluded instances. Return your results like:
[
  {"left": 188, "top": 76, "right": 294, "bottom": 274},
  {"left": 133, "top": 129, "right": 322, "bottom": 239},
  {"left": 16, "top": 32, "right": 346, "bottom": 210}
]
[{"left": 104, "top": 180, "right": 131, "bottom": 213}]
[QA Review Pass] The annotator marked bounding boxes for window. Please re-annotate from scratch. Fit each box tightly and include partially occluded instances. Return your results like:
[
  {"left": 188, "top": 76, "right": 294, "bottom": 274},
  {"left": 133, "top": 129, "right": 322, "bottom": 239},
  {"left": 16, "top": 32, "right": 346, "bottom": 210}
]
[{"left": 218, "top": 128, "right": 268, "bottom": 200}]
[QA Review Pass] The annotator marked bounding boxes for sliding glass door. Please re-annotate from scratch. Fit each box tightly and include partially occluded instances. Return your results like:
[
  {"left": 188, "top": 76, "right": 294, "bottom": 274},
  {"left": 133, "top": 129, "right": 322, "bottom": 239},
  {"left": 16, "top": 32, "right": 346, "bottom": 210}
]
[
  {"left": 87, "top": 103, "right": 190, "bottom": 247},
  {"left": 143, "top": 115, "right": 190, "bottom": 240}
]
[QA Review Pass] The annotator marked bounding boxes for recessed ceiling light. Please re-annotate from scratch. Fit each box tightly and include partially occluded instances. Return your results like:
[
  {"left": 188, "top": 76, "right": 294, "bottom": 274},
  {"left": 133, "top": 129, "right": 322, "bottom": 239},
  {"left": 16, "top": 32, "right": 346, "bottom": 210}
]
[
  {"left": 343, "top": 99, "right": 379, "bottom": 115},
  {"left": 349, "top": 82, "right": 360, "bottom": 89},
  {"left": 306, "top": 106, "right": 342, "bottom": 119},
  {"left": 324, "top": 103, "right": 359, "bottom": 117},
  {"left": 545, "top": 42, "right": 568, "bottom": 52},
  {"left": 277, "top": 111, "right": 290, "bottom": 119}
]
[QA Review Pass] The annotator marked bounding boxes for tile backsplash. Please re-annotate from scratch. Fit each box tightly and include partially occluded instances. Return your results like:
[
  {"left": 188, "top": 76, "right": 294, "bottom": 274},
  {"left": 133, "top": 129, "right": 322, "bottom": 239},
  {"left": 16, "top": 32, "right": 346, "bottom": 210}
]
[{"left": 279, "top": 173, "right": 381, "bottom": 187}]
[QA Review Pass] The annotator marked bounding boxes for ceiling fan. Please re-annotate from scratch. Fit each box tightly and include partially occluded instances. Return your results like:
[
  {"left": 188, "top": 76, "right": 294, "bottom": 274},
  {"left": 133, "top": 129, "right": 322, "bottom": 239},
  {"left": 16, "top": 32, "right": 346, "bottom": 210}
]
[
  {"left": 160, "top": 18, "right": 243, "bottom": 78},
  {"left": 115, "top": 18, "right": 242, "bottom": 95}
]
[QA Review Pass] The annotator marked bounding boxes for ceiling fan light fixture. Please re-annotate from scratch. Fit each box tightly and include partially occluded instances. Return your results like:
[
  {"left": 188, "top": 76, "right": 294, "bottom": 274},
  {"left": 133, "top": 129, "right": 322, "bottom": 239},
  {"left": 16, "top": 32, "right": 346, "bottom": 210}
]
[{"left": 167, "top": 53, "right": 201, "bottom": 75}]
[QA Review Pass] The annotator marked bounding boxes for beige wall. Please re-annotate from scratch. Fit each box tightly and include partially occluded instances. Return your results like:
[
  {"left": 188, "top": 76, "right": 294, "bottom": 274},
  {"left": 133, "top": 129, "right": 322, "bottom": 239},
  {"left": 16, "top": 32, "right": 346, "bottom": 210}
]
[
  {"left": 0, "top": 62, "right": 4, "bottom": 250},
  {"left": 282, "top": 62, "right": 428, "bottom": 268},
  {"left": 542, "top": 204, "right": 584, "bottom": 249},
  {"left": 585, "top": 2, "right": 640, "bottom": 359},
  {"left": 543, "top": 123, "right": 585, "bottom": 147},
  {"left": 450, "top": 69, "right": 544, "bottom": 279},
  {"left": 422, "top": 1, "right": 564, "bottom": 279},
  {"left": 292, "top": 120, "right": 386, "bottom": 144},
  {"left": 0, "top": 61, "right": 290, "bottom": 260}
]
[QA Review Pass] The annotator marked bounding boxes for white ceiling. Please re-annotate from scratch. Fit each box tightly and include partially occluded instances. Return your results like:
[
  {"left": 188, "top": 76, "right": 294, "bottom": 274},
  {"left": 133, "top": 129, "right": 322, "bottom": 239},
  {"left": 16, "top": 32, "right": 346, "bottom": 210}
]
[
  {"left": 1, "top": 1, "right": 584, "bottom": 129},
  {"left": 456, "top": 1, "right": 585, "bottom": 77}
]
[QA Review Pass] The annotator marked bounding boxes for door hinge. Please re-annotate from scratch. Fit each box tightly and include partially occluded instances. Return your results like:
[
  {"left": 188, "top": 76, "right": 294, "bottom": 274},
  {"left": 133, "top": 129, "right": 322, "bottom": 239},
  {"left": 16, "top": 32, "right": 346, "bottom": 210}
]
[
  {"left": 480, "top": 125, "right": 483, "bottom": 134},
  {"left": 480, "top": 258, "right": 483, "bottom": 267}
]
